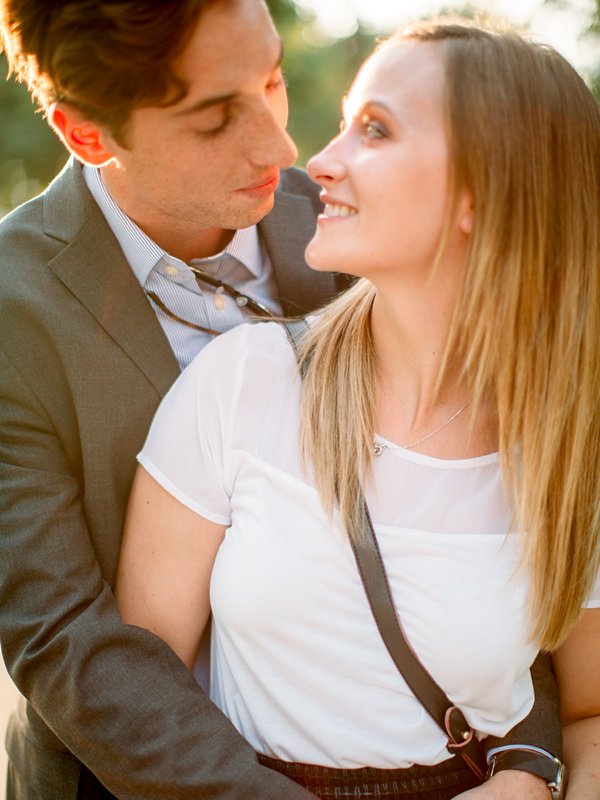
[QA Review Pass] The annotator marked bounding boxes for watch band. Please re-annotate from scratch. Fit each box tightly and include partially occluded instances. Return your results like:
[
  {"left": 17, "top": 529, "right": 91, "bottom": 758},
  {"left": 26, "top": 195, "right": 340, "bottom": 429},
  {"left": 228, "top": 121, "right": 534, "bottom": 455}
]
[{"left": 486, "top": 747, "right": 566, "bottom": 799}]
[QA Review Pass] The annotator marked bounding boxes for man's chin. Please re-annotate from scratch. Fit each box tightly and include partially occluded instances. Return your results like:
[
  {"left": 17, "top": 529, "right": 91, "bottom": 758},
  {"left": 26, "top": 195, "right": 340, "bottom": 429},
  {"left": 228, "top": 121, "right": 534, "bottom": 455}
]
[{"left": 230, "top": 194, "right": 276, "bottom": 229}]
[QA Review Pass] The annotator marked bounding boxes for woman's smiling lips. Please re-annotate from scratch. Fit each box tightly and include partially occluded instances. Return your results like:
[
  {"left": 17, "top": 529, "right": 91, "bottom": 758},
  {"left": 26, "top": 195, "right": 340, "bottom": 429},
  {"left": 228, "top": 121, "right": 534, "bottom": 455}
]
[
  {"left": 318, "top": 194, "right": 358, "bottom": 222},
  {"left": 236, "top": 171, "right": 280, "bottom": 198}
]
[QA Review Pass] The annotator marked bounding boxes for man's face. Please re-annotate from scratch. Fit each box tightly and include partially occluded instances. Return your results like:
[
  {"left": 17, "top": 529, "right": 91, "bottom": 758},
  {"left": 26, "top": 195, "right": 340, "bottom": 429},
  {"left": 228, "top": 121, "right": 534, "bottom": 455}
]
[{"left": 102, "top": 0, "right": 297, "bottom": 251}]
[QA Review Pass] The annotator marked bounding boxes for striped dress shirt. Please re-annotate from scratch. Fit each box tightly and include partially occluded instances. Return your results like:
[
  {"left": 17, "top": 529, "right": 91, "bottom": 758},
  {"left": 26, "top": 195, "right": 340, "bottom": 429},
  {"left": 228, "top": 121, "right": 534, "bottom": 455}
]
[{"left": 83, "top": 165, "right": 283, "bottom": 369}]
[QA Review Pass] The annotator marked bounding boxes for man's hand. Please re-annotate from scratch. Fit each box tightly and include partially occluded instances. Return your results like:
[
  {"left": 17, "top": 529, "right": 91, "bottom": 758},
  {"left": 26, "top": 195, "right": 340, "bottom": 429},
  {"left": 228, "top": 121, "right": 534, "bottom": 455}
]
[{"left": 453, "top": 770, "right": 550, "bottom": 799}]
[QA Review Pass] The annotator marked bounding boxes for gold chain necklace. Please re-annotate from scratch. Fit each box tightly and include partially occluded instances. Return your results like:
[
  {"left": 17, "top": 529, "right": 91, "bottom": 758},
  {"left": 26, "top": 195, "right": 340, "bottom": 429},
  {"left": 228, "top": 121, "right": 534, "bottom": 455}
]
[{"left": 373, "top": 402, "right": 469, "bottom": 455}]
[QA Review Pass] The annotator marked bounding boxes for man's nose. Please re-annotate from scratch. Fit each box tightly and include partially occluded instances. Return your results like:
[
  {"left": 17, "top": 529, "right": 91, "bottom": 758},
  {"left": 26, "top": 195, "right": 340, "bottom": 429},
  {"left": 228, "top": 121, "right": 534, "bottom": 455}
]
[{"left": 246, "top": 106, "right": 298, "bottom": 168}]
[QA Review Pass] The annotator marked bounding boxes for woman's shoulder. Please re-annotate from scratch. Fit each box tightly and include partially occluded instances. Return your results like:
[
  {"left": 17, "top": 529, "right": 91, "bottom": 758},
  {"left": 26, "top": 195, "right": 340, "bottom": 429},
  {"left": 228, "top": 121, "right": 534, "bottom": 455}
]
[
  {"left": 155, "top": 322, "right": 302, "bottom": 444},
  {"left": 182, "top": 321, "right": 300, "bottom": 388},
  {"left": 207, "top": 320, "right": 293, "bottom": 358}
]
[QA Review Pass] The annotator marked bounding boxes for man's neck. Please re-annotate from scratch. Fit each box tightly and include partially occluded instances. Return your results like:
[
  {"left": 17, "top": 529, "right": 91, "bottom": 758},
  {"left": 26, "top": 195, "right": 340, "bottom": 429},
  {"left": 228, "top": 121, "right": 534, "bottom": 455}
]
[
  {"left": 145, "top": 226, "right": 236, "bottom": 262},
  {"left": 100, "top": 164, "right": 236, "bottom": 262}
]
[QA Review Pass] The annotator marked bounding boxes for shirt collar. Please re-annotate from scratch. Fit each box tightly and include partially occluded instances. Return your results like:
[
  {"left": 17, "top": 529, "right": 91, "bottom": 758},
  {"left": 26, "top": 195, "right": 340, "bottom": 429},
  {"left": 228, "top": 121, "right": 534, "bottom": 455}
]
[{"left": 82, "top": 165, "right": 263, "bottom": 285}]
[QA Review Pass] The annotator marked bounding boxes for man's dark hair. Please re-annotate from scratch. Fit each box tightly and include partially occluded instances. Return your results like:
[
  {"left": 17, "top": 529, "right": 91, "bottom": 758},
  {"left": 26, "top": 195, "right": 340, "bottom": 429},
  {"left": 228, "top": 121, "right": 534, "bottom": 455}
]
[{"left": 0, "top": 0, "right": 217, "bottom": 141}]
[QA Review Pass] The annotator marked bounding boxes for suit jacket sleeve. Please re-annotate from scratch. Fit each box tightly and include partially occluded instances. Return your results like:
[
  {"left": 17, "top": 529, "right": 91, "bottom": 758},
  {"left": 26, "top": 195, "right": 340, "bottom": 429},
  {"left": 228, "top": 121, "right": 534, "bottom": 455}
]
[
  {"left": 0, "top": 167, "right": 317, "bottom": 799},
  {"left": 0, "top": 341, "right": 316, "bottom": 800}
]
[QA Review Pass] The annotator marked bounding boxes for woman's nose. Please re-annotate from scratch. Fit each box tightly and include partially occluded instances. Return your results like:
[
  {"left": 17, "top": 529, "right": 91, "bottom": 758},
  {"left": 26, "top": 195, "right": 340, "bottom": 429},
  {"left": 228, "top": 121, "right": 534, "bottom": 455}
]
[{"left": 307, "top": 135, "right": 347, "bottom": 185}]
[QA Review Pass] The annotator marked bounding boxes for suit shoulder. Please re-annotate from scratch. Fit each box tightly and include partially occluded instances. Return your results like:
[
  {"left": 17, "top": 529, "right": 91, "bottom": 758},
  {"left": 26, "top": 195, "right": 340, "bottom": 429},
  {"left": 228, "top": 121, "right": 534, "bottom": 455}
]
[
  {"left": 0, "top": 192, "right": 44, "bottom": 236},
  {"left": 0, "top": 195, "right": 45, "bottom": 266},
  {"left": 279, "top": 167, "right": 321, "bottom": 207},
  {"left": 0, "top": 192, "right": 65, "bottom": 292}
]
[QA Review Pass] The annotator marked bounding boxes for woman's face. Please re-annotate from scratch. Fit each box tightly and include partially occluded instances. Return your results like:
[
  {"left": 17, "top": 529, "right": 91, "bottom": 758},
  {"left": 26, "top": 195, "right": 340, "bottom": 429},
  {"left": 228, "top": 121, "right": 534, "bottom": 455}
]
[{"left": 306, "top": 40, "right": 470, "bottom": 283}]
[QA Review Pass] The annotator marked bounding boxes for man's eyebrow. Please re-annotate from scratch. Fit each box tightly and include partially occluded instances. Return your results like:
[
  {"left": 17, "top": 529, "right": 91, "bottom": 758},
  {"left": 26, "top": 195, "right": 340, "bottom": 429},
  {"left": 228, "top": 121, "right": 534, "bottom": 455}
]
[
  {"left": 175, "top": 41, "right": 285, "bottom": 118},
  {"left": 175, "top": 92, "right": 237, "bottom": 117}
]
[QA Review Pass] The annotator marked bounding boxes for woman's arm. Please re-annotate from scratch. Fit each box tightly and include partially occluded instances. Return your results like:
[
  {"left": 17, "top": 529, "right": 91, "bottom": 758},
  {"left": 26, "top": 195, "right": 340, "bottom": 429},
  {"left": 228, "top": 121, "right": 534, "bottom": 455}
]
[
  {"left": 115, "top": 466, "right": 226, "bottom": 670},
  {"left": 452, "top": 767, "right": 553, "bottom": 799},
  {"left": 454, "top": 609, "right": 600, "bottom": 799},
  {"left": 554, "top": 607, "right": 600, "bottom": 800}
]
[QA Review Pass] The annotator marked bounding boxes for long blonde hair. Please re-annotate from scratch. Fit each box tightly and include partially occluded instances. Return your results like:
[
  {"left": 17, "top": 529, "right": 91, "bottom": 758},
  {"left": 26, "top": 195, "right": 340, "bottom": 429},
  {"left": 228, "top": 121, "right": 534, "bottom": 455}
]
[{"left": 298, "top": 19, "right": 600, "bottom": 651}]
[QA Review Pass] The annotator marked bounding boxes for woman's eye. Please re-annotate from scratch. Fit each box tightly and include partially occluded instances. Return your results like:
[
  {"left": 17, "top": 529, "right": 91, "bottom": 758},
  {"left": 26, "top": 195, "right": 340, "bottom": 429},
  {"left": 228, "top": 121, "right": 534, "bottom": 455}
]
[{"left": 361, "top": 115, "right": 387, "bottom": 140}]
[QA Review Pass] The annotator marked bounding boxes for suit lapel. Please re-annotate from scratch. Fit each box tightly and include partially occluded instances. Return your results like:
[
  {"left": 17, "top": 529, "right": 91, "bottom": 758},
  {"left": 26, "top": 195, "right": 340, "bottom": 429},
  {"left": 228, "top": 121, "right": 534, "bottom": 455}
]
[
  {"left": 42, "top": 162, "right": 341, "bottom": 392},
  {"left": 259, "top": 189, "right": 339, "bottom": 316},
  {"left": 44, "top": 160, "right": 179, "bottom": 398}
]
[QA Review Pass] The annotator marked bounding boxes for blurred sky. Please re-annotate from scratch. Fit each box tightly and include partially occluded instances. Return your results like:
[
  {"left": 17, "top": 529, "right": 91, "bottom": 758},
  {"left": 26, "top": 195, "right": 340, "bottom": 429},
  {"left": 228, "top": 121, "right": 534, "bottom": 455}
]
[{"left": 293, "top": 0, "right": 599, "bottom": 76}]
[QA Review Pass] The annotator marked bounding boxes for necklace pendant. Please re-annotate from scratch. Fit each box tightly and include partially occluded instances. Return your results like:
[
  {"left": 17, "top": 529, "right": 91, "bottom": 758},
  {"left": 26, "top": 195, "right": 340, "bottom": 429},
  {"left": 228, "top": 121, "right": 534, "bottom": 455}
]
[
  {"left": 372, "top": 402, "right": 469, "bottom": 454},
  {"left": 214, "top": 286, "right": 227, "bottom": 311}
]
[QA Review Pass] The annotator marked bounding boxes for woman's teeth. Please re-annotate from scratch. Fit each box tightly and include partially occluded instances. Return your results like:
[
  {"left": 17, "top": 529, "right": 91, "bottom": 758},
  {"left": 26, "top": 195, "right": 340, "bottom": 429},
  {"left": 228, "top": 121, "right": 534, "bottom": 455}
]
[{"left": 324, "top": 203, "right": 357, "bottom": 218}]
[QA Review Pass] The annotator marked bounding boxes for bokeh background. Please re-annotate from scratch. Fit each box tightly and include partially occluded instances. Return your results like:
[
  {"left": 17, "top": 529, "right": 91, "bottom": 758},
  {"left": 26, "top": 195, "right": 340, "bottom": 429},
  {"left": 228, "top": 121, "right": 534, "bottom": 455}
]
[
  {"left": 0, "top": 0, "right": 599, "bottom": 795},
  {"left": 0, "top": 0, "right": 599, "bottom": 217}
]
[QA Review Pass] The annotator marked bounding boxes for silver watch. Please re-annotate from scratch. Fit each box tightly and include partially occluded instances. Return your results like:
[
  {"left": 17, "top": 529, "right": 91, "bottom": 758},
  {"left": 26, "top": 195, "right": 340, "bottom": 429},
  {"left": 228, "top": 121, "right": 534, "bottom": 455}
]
[{"left": 486, "top": 745, "right": 567, "bottom": 799}]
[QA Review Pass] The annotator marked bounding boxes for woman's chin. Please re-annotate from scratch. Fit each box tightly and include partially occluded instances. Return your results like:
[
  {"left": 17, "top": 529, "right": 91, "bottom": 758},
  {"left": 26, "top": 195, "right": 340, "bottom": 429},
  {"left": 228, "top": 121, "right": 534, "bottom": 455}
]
[{"left": 305, "top": 242, "right": 335, "bottom": 273}]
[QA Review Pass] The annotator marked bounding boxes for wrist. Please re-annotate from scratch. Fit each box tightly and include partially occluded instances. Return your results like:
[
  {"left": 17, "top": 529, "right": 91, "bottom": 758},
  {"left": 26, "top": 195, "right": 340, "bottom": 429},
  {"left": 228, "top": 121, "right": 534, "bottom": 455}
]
[
  {"left": 486, "top": 768, "right": 555, "bottom": 799},
  {"left": 486, "top": 746, "right": 566, "bottom": 800}
]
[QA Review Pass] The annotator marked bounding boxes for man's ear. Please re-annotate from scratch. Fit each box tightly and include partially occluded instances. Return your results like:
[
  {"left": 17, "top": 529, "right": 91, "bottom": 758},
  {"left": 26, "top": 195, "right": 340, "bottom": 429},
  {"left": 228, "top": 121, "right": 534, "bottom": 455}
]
[{"left": 49, "top": 103, "right": 117, "bottom": 166}]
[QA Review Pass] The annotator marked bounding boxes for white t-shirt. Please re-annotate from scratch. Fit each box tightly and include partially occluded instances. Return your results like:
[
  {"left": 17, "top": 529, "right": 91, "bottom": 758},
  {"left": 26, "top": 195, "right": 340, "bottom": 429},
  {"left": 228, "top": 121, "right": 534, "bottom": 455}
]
[{"left": 139, "top": 321, "right": 600, "bottom": 769}]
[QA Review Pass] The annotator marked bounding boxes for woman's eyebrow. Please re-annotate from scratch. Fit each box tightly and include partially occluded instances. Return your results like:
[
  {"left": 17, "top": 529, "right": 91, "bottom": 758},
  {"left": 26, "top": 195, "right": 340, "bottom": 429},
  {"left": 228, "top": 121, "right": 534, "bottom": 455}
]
[{"left": 343, "top": 96, "right": 396, "bottom": 121}]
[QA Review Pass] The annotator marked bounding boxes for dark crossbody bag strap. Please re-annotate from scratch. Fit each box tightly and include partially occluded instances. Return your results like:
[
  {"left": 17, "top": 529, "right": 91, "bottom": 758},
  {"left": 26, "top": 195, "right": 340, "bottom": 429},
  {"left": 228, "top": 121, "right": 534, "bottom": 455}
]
[{"left": 281, "top": 319, "right": 487, "bottom": 783}]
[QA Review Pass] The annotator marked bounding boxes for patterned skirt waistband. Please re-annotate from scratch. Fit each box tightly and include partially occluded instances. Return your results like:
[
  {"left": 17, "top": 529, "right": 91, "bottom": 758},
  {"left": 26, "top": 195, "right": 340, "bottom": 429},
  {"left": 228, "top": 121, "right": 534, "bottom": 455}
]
[{"left": 256, "top": 752, "right": 481, "bottom": 799}]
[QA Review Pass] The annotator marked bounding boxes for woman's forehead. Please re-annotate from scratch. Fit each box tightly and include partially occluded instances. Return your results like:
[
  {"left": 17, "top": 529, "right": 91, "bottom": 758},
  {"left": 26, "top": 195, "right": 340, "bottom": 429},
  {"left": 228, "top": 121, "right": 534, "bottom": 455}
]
[{"left": 345, "top": 40, "right": 446, "bottom": 120}]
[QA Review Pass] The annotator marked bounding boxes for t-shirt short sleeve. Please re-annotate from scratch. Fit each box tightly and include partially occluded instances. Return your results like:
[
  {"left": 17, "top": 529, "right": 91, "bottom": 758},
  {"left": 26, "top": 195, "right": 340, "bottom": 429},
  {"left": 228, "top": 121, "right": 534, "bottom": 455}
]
[
  {"left": 138, "top": 327, "right": 250, "bottom": 525},
  {"left": 585, "top": 564, "right": 600, "bottom": 608}
]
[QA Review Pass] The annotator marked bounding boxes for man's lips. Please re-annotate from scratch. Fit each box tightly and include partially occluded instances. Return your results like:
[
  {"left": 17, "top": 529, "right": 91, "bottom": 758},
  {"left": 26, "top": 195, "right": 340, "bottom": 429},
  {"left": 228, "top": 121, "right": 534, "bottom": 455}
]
[{"left": 236, "top": 172, "right": 280, "bottom": 198}]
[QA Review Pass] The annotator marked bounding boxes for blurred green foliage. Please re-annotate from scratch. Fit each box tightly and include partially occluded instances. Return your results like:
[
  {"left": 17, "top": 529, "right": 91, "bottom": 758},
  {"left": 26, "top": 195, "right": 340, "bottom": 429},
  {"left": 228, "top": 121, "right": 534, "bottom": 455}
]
[
  {"left": 0, "top": 0, "right": 598, "bottom": 216},
  {"left": 0, "top": 0, "right": 373, "bottom": 216},
  {"left": 0, "top": 56, "right": 67, "bottom": 216},
  {"left": 267, "top": 0, "right": 376, "bottom": 165}
]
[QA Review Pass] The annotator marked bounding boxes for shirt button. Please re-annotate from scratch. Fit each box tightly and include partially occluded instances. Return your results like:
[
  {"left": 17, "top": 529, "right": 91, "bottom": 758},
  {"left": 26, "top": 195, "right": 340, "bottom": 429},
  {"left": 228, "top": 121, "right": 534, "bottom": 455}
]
[{"left": 164, "top": 265, "right": 180, "bottom": 276}]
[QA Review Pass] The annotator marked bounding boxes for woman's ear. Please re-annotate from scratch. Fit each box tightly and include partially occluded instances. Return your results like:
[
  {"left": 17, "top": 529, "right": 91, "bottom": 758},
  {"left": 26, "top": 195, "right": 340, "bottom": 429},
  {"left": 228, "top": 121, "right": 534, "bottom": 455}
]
[
  {"left": 49, "top": 103, "right": 116, "bottom": 166},
  {"left": 458, "top": 192, "right": 474, "bottom": 235}
]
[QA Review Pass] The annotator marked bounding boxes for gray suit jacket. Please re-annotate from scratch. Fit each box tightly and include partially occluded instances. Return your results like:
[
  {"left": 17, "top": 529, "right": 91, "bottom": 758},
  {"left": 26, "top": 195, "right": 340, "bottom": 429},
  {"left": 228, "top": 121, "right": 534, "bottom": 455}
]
[
  {"left": 0, "top": 160, "right": 560, "bottom": 800},
  {"left": 0, "top": 159, "right": 341, "bottom": 799}
]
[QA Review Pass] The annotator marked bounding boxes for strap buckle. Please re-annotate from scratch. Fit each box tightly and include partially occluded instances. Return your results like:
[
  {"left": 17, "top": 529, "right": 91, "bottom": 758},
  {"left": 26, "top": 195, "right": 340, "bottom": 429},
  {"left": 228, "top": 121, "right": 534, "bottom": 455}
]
[{"left": 445, "top": 706, "right": 474, "bottom": 751}]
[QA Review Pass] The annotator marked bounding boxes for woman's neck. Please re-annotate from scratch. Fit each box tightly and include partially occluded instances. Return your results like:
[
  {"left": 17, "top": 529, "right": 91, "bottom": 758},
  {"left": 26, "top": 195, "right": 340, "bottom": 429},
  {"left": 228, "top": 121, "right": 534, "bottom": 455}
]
[
  {"left": 370, "top": 283, "right": 461, "bottom": 416},
  {"left": 369, "top": 278, "right": 497, "bottom": 457}
]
